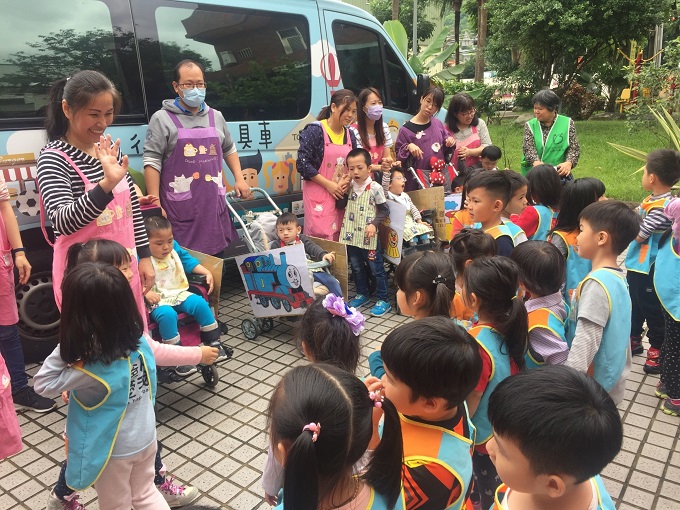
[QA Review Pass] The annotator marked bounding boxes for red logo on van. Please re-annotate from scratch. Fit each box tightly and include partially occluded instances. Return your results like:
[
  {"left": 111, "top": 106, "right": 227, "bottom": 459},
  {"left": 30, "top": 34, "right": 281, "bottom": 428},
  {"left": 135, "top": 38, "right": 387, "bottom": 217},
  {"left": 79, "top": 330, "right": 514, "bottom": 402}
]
[{"left": 320, "top": 53, "right": 341, "bottom": 90}]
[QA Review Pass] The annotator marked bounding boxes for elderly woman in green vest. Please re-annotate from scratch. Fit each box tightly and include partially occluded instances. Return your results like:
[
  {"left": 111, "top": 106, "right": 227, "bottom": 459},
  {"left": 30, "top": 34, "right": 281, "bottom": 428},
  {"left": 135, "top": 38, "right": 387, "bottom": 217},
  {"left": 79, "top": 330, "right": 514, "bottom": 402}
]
[{"left": 521, "top": 89, "right": 580, "bottom": 181}]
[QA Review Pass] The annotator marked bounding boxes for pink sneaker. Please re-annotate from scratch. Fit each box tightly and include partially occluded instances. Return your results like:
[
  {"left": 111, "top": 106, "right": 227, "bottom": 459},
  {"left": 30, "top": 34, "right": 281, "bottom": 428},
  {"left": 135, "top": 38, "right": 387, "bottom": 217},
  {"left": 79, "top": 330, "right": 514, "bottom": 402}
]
[{"left": 46, "top": 490, "right": 85, "bottom": 510}]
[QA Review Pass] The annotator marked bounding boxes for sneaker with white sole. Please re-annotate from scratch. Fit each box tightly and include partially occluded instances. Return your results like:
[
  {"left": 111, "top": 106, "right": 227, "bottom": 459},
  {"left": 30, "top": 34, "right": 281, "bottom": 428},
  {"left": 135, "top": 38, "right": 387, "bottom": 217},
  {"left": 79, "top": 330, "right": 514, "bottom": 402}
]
[
  {"left": 46, "top": 490, "right": 85, "bottom": 510},
  {"left": 13, "top": 386, "right": 56, "bottom": 413},
  {"left": 157, "top": 476, "right": 200, "bottom": 508},
  {"left": 370, "top": 300, "right": 392, "bottom": 317},
  {"left": 175, "top": 365, "right": 197, "bottom": 377},
  {"left": 349, "top": 294, "right": 370, "bottom": 308}
]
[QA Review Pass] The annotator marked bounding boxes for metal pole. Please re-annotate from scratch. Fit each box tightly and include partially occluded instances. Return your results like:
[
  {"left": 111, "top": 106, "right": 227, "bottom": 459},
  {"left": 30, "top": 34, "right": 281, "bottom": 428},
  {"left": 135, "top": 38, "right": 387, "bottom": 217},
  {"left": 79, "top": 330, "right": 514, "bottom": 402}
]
[{"left": 413, "top": 0, "right": 418, "bottom": 55}]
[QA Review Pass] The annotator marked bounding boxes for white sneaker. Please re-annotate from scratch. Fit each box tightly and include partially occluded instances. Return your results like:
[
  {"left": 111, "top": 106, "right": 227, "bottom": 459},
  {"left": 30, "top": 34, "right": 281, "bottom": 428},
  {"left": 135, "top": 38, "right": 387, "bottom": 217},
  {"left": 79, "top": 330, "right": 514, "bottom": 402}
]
[
  {"left": 157, "top": 476, "right": 200, "bottom": 508},
  {"left": 46, "top": 490, "right": 85, "bottom": 510}
]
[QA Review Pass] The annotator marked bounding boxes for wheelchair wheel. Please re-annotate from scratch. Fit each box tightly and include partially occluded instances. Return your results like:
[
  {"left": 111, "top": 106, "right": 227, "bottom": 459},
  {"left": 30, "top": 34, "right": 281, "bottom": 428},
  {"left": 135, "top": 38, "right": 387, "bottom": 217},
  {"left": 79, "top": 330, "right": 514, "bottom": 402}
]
[
  {"left": 201, "top": 365, "right": 219, "bottom": 388},
  {"left": 270, "top": 297, "right": 282, "bottom": 310},
  {"left": 241, "top": 319, "right": 259, "bottom": 340},
  {"left": 260, "top": 318, "right": 274, "bottom": 333},
  {"left": 282, "top": 299, "right": 292, "bottom": 313}
]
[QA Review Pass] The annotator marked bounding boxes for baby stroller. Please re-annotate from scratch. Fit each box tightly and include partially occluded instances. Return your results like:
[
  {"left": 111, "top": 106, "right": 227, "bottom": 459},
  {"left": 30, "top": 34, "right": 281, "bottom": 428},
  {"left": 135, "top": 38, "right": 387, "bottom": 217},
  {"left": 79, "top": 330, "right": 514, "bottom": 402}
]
[
  {"left": 148, "top": 270, "right": 232, "bottom": 388},
  {"left": 226, "top": 188, "right": 332, "bottom": 340}
]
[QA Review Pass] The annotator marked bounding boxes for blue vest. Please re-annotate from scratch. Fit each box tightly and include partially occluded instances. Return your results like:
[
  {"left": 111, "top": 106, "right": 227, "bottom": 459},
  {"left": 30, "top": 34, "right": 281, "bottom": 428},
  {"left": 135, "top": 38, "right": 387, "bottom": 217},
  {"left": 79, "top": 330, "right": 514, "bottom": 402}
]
[
  {"left": 395, "top": 405, "right": 475, "bottom": 510},
  {"left": 625, "top": 196, "right": 672, "bottom": 274},
  {"left": 484, "top": 222, "right": 514, "bottom": 246},
  {"left": 566, "top": 269, "right": 630, "bottom": 392},
  {"left": 654, "top": 237, "right": 680, "bottom": 321},
  {"left": 469, "top": 326, "right": 511, "bottom": 445},
  {"left": 492, "top": 475, "right": 615, "bottom": 509},
  {"left": 503, "top": 220, "right": 526, "bottom": 246},
  {"left": 530, "top": 205, "right": 558, "bottom": 241},
  {"left": 65, "top": 337, "right": 156, "bottom": 490},
  {"left": 551, "top": 230, "right": 591, "bottom": 305},
  {"left": 525, "top": 307, "right": 567, "bottom": 369}
]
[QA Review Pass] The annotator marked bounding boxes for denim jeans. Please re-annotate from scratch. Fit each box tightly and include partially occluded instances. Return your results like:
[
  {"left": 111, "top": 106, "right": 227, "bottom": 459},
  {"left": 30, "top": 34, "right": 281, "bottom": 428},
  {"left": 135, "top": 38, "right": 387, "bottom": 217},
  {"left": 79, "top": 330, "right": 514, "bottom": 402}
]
[
  {"left": 312, "top": 271, "right": 343, "bottom": 297},
  {"left": 0, "top": 324, "right": 28, "bottom": 393},
  {"left": 150, "top": 294, "right": 215, "bottom": 341},
  {"left": 347, "top": 242, "right": 389, "bottom": 301}
]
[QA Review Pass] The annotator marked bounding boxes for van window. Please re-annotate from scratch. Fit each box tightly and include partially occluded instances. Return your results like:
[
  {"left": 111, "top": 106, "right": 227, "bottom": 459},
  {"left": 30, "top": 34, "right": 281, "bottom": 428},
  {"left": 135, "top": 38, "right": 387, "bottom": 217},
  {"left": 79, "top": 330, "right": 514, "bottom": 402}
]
[
  {"left": 332, "top": 21, "right": 409, "bottom": 111},
  {"left": 0, "top": 0, "right": 142, "bottom": 125},
  {"left": 134, "top": 0, "right": 312, "bottom": 121}
]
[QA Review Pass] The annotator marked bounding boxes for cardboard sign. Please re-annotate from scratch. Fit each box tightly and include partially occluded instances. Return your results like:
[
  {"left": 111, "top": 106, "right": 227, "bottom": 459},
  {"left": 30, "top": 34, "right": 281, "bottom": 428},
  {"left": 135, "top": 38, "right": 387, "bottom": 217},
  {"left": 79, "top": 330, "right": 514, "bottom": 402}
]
[
  {"left": 306, "top": 237, "right": 349, "bottom": 300},
  {"left": 235, "top": 244, "right": 315, "bottom": 317},
  {"left": 408, "top": 187, "right": 447, "bottom": 241},
  {"left": 379, "top": 201, "right": 406, "bottom": 265},
  {"left": 185, "top": 249, "right": 224, "bottom": 312}
]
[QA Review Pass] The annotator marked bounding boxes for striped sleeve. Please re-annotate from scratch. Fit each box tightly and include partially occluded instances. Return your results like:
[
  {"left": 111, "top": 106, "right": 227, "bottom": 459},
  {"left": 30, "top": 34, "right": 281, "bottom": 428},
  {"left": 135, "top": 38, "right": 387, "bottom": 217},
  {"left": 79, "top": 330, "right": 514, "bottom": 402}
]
[{"left": 638, "top": 209, "right": 672, "bottom": 240}]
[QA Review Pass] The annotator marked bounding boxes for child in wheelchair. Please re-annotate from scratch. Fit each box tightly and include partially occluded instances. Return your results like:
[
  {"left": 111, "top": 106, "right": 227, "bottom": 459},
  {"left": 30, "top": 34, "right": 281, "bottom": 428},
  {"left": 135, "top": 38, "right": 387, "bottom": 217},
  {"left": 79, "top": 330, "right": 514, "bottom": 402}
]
[
  {"left": 144, "top": 216, "right": 229, "bottom": 377},
  {"left": 275, "top": 212, "right": 343, "bottom": 297},
  {"left": 381, "top": 167, "right": 434, "bottom": 248}
]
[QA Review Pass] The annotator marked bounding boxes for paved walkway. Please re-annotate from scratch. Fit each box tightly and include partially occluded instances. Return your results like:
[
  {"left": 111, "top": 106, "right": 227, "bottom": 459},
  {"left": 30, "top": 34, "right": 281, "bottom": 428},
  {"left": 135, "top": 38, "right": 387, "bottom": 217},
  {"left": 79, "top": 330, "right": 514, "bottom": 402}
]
[{"left": 1, "top": 259, "right": 677, "bottom": 509}]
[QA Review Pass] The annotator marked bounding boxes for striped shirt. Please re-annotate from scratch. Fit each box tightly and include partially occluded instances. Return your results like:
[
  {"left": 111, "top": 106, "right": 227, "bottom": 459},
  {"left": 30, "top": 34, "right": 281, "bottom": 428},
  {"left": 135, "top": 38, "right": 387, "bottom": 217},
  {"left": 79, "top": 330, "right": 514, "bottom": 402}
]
[
  {"left": 36, "top": 140, "right": 150, "bottom": 258},
  {"left": 638, "top": 192, "right": 673, "bottom": 240}
]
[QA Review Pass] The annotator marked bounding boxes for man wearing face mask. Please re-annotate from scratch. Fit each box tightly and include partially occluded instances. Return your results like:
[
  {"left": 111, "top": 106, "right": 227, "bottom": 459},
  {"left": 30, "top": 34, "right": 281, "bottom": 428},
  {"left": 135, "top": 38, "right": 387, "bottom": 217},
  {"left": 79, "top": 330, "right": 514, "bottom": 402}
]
[{"left": 143, "top": 59, "right": 251, "bottom": 257}]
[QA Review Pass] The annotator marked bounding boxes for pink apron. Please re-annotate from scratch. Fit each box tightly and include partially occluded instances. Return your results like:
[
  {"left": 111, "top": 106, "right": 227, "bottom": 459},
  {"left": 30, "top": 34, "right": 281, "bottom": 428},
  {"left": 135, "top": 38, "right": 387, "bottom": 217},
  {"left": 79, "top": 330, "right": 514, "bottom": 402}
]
[
  {"left": 0, "top": 210, "right": 19, "bottom": 326},
  {"left": 453, "top": 125, "right": 482, "bottom": 169},
  {"left": 303, "top": 122, "right": 352, "bottom": 241},
  {"left": 160, "top": 109, "right": 234, "bottom": 255},
  {"left": 40, "top": 149, "right": 147, "bottom": 326}
]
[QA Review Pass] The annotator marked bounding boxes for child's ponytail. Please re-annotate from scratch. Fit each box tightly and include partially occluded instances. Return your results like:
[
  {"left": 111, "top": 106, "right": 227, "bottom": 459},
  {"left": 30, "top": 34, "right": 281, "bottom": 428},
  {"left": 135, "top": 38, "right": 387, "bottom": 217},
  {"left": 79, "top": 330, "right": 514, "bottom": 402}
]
[
  {"left": 363, "top": 397, "right": 403, "bottom": 509},
  {"left": 463, "top": 256, "right": 527, "bottom": 370},
  {"left": 282, "top": 428, "right": 320, "bottom": 510},
  {"left": 395, "top": 251, "right": 456, "bottom": 318}
]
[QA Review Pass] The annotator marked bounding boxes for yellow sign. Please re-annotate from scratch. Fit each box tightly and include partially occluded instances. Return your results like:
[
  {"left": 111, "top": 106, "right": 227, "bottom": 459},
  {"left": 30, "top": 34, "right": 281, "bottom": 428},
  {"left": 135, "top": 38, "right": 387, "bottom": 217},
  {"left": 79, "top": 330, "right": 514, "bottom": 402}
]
[{"left": 0, "top": 153, "right": 36, "bottom": 166}]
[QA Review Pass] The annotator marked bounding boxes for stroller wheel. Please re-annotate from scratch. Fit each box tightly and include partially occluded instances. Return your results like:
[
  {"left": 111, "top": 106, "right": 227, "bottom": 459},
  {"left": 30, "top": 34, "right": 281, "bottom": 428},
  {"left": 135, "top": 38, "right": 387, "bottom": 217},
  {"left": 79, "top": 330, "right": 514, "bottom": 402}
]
[
  {"left": 282, "top": 299, "right": 292, "bottom": 313},
  {"left": 260, "top": 318, "right": 274, "bottom": 333},
  {"left": 241, "top": 319, "right": 259, "bottom": 340},
  {"left": 201, "top": 365, "right": 219, "bottom": 388},
  {"left": 270, "top": 297, "right": 282, "bottom": 310}
]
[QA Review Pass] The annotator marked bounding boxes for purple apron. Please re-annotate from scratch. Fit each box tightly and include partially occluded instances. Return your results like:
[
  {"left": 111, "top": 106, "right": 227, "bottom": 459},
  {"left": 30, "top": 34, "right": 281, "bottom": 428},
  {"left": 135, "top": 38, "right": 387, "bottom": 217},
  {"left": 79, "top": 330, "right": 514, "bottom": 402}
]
[{"left": 161, "top": 109, "right": 235, "bottom": 255}]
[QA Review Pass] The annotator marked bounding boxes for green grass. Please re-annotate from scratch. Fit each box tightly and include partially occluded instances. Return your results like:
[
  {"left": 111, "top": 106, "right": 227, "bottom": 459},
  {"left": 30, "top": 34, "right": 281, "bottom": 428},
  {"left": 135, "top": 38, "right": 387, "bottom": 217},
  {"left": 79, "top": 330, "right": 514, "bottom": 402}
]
[{"left": 487, "top": 120, "right": 670, "bottom": 202}]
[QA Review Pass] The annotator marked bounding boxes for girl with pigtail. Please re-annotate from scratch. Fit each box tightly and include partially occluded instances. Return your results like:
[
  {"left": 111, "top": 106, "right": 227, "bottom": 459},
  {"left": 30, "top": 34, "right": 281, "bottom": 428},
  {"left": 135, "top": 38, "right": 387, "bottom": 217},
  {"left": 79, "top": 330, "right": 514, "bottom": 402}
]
[
  {"left": 268, "top": 363, "right": 403, "bottom": 510},
  {"left": 459, "top": 256, "right": 528, "bottom": 510}
]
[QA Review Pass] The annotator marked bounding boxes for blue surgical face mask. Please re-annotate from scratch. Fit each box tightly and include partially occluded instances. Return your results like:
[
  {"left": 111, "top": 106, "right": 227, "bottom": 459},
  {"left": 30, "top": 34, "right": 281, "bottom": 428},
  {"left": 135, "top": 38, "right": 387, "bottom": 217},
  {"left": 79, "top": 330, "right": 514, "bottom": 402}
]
[
  {"left": 181, "top": 87, "right": 206, "bottom": 108},
  {"left": 366, "top": 104, "right": 383, "bottom": 121}
]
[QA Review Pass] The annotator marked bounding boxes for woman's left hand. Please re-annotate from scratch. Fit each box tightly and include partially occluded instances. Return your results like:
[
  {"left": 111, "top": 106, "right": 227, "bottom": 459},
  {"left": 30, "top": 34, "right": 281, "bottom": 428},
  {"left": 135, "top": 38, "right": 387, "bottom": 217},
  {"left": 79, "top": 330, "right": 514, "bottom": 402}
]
[
  {"left": 445, "top": 136, "right": 456, "bottom": 148},
  {"left": 14, "top": 252, "right": 31, "bottom": 285},
  {"left": 138, "top": 257, "right": 155, "bottom": 293},
  {"left": 556, "top": 161, "right": 572, "bottom": 177}
]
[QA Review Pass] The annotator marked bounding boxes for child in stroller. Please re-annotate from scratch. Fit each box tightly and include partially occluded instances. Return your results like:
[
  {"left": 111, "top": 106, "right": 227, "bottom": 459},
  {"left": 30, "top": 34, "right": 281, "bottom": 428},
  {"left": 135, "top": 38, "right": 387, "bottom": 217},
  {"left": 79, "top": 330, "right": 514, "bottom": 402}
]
[{"left": 381, "top": 167, "right": 434, "bottom": 247}]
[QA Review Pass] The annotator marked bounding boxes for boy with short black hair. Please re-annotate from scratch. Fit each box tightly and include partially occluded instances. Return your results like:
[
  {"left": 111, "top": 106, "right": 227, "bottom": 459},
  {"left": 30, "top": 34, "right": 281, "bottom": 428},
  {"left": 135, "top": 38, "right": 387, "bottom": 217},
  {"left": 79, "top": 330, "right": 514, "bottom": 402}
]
[
  {"left": 378, "top": 317, "right": 483, "bottom": 510},
  {"left": 275, "top": 212, "right": 342, "bottom": 297},
  {"left": 625, "top": 149, "right": 680, "bottom": 373},
  {"left": 469, "top": 145, "right": 503, "bottom": 171},
  {"left": 487, "top": 365, "right": 621, "bottom": 510},
  {"left": 337, "top": 148, "right": 391, "bottom": 316},
  {"left": 503, "top": 171, "right": 529, "bottom": 245},
  {"left": 466, "top": 171, "right": 515, "bottom": 256},
  {"left": 566, "top": 200, "right": 640, "bottom": 404}
]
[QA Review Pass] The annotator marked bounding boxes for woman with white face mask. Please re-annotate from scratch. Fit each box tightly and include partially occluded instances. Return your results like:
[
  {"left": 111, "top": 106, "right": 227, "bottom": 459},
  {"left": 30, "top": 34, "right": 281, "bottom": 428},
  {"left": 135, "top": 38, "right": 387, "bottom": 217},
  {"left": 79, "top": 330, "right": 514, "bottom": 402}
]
[{"left": 351, "top": 88, "right": 397, "bottom": 179}]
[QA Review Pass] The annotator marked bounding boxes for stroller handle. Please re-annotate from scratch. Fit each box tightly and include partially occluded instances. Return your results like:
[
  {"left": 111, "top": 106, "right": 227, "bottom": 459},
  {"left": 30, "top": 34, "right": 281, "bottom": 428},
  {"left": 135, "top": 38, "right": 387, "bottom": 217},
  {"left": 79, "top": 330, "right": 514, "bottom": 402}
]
[
  {"left": 225, "top": 187, "right": 283, "bottom": 214},
  {"left": 307, "top": 260, "right": 331, "bottom": 270}
]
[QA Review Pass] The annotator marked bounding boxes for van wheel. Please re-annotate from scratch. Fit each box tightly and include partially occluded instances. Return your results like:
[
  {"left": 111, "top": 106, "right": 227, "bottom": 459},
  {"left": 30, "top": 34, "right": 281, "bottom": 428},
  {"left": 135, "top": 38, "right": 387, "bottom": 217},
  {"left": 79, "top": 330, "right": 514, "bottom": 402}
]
[{"left": 15, "top": 271, "right": 60, "bottom": 363}]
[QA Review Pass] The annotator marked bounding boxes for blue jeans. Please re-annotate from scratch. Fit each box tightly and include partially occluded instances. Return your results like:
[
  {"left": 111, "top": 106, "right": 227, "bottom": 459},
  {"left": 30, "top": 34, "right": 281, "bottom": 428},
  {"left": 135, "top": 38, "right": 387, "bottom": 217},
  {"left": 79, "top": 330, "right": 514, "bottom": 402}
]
[
  {"left": 347, "top": 243, "right": 389, "bottom": 301},
  {"left": 0, "top": 324, "right": 28, "bottom": 394},
  {"left": 150, "top": 294, "right": 215, "bottom": 341},
  {"left": 312, "top": 271, "right": 343, "bottom": 297}
]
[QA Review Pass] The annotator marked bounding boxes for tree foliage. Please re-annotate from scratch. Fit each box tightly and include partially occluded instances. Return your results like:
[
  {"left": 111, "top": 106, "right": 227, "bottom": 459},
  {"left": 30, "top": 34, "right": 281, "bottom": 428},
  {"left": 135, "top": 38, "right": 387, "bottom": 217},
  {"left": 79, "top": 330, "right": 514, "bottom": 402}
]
[
  {"left": 485, "top": 0, "right": 671, "bottom": 94},
  {"left": 370, "top": 0, "right": 436, "bottom": 46}
]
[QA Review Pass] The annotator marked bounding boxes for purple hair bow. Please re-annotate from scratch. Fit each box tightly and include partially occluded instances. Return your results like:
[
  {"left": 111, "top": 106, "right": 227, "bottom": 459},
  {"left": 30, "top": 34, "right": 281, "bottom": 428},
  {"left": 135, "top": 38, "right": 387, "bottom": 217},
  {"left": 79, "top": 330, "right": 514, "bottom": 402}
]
[{"left": 322, "top": 294, "right": 365, "bottom": 336}]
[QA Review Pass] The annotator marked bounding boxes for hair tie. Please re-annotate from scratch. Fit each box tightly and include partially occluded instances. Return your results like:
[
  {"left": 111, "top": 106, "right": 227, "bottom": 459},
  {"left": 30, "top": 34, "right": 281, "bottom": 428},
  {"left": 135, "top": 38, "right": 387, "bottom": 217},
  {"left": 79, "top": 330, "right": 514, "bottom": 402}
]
[
  {"left": 302, "top": 422, "right": 321, "bottom": 442},
  {"left": 369, "top": 390, "right": 383, "bottom": 408},
  {"left": 433, "top": 275, "right": 447, "bottom": 284},
  {"left": 322, "top": 294, "right": 366, "bottom": 336}
]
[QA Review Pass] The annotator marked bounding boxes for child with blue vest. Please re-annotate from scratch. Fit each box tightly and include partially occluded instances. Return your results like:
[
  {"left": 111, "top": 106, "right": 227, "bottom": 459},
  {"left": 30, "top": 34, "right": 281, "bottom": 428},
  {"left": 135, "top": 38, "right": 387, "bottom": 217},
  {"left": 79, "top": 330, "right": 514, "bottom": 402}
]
[
  {"left": 336, "top": 148, "right": 391, "bottom": 317},
  {"left": 654, "top": 197, "right": 680, "bottom": 416},
  {"left": 466, "top": 171, "right": 515, "bottom": 256},
  {"left": 511, "top": 241, "right": 568, "bottom": 368},
  {"left": 549, "top": 178, "right": 602, "bottom": 303},
  {"left": 377, "top": 317, "right": 482, "bottom": 510},
  {"left": 565, "top": 201, "right": 639, "bottom": 405},
  {"left": 268, "top": 363, "right": 404, "bottom": 510},
  {"left": 460, "top": 256, "right": 528, "bottom": 509},
  {"left": 625, "top": 149, "right": 680, "bottom": 374},
  {"left": 515, "top": 164, "right": 561, "bottom": 241},
  {"left": 34, "top": 263, "right": 171, "bottom": 509},
  {"left": 487, "top": 365, "right": 621, "bottom": 510},
  {"left": 502, "top": 170, "right": 529, "bottom": 245}
]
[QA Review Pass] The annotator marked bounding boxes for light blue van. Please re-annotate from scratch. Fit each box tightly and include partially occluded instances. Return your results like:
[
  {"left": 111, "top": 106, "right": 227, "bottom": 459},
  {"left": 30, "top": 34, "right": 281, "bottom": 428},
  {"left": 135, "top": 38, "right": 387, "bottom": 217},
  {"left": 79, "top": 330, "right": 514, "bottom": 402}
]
[{"left": 0, "top": 0, "right": 428, "bottom": 358}]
